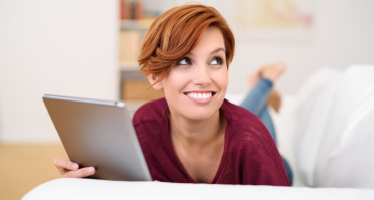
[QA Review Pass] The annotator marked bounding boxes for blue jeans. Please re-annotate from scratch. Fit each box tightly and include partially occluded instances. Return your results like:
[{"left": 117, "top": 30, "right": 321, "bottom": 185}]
[{"left": 240, "top": 78, "right": 293, "bottom": 185}]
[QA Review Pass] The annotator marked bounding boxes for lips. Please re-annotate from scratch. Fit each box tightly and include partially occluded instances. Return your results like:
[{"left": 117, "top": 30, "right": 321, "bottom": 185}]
[{"left": 183, "top": 91, "right": 216, "bottom": 104}]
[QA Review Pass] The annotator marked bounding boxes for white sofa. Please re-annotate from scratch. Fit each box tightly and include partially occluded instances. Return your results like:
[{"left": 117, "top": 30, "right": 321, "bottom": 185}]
[{"left": 23, "top": 65, "right": 374, "bottom": 199}]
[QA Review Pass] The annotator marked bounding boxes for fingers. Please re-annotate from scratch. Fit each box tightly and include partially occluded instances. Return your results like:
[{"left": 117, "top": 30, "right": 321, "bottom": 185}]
[
  {"left": 53, "top": 157, "right": 96, "bottom": 178},
  {"left": 54, "top": 158, "right": 79, "bottom": 174},
  {"left": 62, "top": 167, "right": 96, "bottom": 178}
]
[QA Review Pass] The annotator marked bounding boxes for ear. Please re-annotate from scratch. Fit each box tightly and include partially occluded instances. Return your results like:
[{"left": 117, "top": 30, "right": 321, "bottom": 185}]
[{"left": 147, "top": 74, "right": 164, "bottom": 90}]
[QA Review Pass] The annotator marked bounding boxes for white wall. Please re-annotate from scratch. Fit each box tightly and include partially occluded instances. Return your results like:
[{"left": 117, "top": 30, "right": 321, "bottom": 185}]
[
  {"left": 226, "top": 0, "right": 374, "bottom": 95},
  {"left": 0, "top": 0, "right": 118, "bottom": 142}
]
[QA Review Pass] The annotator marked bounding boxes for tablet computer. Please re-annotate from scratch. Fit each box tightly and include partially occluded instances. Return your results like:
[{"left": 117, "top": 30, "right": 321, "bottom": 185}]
[{"left": 43, "top": 94, "right": 152, "bottom": 181}]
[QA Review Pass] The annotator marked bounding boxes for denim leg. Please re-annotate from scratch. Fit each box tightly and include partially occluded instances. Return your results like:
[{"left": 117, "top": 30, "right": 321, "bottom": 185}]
[
  {"left": 240, "top": 78, "right": 273, "bottom": 117},
  {"left": 282, "top": 156, "right": 293, "bottom": 185}
]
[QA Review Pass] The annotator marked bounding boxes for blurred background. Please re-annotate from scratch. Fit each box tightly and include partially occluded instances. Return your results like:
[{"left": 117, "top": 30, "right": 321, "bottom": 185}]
[{"left": 0, "top": 0, "right": 374, "bottom": 199}]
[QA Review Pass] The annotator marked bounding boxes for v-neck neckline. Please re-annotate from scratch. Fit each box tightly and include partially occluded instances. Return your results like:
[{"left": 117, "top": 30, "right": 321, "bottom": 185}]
[{"left": 162, "top": 103, "right": 231, "bottom": 184}]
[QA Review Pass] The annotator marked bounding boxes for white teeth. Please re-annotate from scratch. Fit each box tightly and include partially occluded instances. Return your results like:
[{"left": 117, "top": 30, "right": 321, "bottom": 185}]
[{"left": 186, "top": 92, "right": 213, "bottom": 99}]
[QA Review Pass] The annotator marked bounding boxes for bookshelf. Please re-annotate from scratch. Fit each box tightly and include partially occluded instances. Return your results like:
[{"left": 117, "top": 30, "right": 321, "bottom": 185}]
[{"left": 119, "top": 0, "right": 163, "bottom": 101}]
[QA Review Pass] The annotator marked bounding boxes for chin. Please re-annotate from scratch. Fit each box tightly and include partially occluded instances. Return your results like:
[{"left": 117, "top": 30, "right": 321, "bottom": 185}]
[
  {"left": 187, "top": 112, "right": 216, "bottom": 121},
  {"left": 182, "top": 102, "right": 223, "bottom": 121}
]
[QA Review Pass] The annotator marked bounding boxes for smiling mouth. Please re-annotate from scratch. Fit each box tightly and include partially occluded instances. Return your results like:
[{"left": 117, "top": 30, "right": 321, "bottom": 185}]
[{"left": 183, "top": 91, "right": 217, "bottom": 99}]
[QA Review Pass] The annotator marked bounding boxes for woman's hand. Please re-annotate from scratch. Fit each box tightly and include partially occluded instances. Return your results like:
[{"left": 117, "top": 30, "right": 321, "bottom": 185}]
[{"left": 54, "top": 157, "right": 95, "bottom": 178}]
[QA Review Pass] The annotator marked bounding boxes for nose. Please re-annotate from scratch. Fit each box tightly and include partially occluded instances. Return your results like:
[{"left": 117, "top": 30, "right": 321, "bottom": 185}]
[{"left": 192, "top": 64, "right": 211, "bottom": 86}]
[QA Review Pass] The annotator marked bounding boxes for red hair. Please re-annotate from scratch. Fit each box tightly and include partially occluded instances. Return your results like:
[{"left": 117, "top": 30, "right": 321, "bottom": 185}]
[{"left": 138, "top": 4, "right": 235, "bottom": 84}]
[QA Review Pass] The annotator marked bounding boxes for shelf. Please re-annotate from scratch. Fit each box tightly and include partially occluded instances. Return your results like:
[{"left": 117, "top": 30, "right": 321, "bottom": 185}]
[
  {"left": 120, "top": 19, "right": 154, "bottom": 31},
  {"left": 119, "top": 62, "right": 140, "bottom": 71},
  {"left": 120, "top": 63, "right": 146, "bottom": 80}
]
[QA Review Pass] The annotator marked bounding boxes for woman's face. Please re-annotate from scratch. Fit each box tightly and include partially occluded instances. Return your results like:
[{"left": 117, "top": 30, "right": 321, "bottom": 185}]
[{"left": 159, "top": 26, "right": 228, "bottom": 121}]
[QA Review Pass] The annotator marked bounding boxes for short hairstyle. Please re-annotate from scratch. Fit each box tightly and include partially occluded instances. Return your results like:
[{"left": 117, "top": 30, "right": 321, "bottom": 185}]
[{"left": 137, "top": 4, "right": 235, "bottom": 84}]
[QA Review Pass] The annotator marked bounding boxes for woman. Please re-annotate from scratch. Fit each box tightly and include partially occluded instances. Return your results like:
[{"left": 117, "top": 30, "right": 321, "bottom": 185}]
[{"left": 54, "top": 4, "right": 290, "bottom": 186}]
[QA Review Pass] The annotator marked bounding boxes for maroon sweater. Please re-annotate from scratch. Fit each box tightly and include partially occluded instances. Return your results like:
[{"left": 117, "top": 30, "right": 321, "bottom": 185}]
[{"left": 132, "top": 98, "right": 290, "bottom": 186}]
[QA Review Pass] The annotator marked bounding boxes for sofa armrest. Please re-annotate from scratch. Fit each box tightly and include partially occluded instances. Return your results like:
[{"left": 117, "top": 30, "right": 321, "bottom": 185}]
[{"left": 23, "top": 178, "right": 374, "bottom": 200}]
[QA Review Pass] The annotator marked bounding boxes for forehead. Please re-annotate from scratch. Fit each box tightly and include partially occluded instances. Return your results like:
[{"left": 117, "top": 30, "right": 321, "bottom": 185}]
[
  {"left": 201, "top": 26, "right": 224, "bottom": 45},
  {"left": 188, "top": 26, "right": 225, "bottom": 55}
]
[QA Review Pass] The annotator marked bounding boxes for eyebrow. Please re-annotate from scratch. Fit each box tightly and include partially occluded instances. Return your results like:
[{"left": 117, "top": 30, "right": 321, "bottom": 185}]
[{"left": 186, "top": 47, "right": 226, "bottom": 57}]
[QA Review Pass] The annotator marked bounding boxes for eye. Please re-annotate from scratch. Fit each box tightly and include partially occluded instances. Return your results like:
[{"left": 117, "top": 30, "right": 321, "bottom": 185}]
[
  {"left": 177, "top": 57, "right": 192, "bottom": 65},
  {"left": 210, "top": 57, "right": 224, "bottom": 65}
]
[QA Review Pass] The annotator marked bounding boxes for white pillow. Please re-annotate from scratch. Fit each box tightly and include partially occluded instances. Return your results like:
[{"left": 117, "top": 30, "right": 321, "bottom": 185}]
[
  {"left": 286, "top": 68, "right": 344, "bottom": 187},
  {"left": 314, "top": 65, "right": 374, "bottom": 188}
]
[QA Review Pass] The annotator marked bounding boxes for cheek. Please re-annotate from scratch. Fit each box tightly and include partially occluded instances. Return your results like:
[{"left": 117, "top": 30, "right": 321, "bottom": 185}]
[
  {"left": 162, "top": 69, "right": 189, "bottom": 98},
  {"left": 212, "top": 68, "right": 229, "bottom": 92}
]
